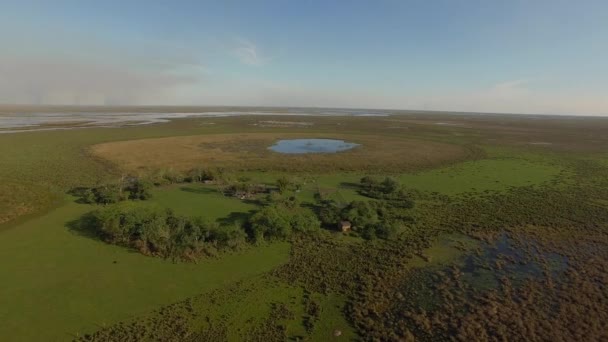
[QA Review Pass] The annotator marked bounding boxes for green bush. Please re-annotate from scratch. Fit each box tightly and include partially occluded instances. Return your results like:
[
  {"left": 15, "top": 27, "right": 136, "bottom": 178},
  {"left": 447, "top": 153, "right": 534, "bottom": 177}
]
[{"left": 89, "top": 203, "right": 247, "bottom": 261}]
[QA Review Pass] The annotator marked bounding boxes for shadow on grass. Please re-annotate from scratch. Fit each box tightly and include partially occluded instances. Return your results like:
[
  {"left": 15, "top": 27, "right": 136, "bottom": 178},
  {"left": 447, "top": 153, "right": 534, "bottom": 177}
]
[
  {"left": 65, "top": 211, "right": 102, "bottom": 240},
  {"left": 217, "top": 210, "right": 257, "bottom": 226},
  {"left": 339, "top": 181, "right": 360, "bottom": 189},
  {"left": 301, "top": 202, "right": 321, "bottom": 215},
  {"left": 242, "top": 198, "right": 265, "bottom": 206},
  {"left": 65, "top": 212, "right": 144, "bottom": 256},
  {"left": 179, "top": 185, "right": 217, "bottom": 195},
  {"left": 66, "top": 186, "right": 91, "bottom": 204}
]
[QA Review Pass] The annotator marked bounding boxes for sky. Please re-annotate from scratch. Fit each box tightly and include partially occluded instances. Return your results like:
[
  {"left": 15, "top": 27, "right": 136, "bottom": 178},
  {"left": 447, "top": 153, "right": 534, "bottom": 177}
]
[{"left": 0, "top": 0, "right": 607, "bottom": 115}]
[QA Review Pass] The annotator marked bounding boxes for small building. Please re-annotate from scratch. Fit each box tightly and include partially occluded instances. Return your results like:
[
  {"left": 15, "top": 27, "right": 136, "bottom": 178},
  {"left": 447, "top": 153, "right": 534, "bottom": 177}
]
[{"left": 338, "top": 220, "right": 352, "bottom": 232}]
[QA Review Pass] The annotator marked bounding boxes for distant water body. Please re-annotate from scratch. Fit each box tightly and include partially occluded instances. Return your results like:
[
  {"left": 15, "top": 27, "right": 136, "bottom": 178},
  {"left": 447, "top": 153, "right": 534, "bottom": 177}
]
[
  {"left": 0, "top": 109, "right": 390, "bottom": 134},
  {"left": 269, "top": 139, "right": 359, "bottom": 154}
]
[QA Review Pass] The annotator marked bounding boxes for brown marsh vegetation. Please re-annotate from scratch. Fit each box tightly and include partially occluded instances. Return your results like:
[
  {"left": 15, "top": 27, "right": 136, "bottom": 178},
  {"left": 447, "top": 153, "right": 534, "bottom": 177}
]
[{"left": 90, "top": 132, "right": 479, "bottom": 174}]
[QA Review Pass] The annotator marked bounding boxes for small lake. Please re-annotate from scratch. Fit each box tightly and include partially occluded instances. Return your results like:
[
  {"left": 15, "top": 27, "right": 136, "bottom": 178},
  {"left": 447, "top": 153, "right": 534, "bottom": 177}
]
[{"left": 269, "top": 139, "right": 359, "bottom": 154}]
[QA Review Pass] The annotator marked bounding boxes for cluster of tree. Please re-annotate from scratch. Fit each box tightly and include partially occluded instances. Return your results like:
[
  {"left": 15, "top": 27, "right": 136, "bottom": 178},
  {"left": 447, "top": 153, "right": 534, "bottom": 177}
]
[
  {"left": 359, "top": 176, "right": 413, "bottom": 205},
  {"left": 143, "top": 167, "right": 222, "bottom": 185},
  {"left": 276, "top": 176, "right": 302, "bottom": 194},
  {"left": 81, "top": 172, "right": 417, "bottom": 262},
  {"left": 221, "top": 177, "right": 269, "bottom": 198},
  {"left": 81, "top": 177, "right": 153, "bottom": 204},
  {"left": 248, "top": 196, "right": 321, "bottom": 242},
  {"left": 317, "top": 198, "right": 413, "bottom": 240},
  {"left": 218, "top": 176, "right": 302, "bottom": 199},
  {"left": 185, "top": 167, "right": 218, "bottom": 183},
  {"left": 89, "top": 202, "right": 247, "bottom": 260}
]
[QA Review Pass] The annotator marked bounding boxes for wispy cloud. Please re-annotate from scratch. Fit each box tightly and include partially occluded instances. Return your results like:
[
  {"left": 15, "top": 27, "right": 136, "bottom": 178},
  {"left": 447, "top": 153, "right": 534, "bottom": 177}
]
[
  {"left": 491, "top": 79, "right": 531, "bottom": 92},
  {"left": 233, "top": 38, "right": 271, "bottom": 66}
]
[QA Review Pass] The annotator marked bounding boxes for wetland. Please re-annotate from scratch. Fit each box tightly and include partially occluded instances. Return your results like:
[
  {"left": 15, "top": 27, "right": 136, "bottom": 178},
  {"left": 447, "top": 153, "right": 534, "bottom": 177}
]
[{"left": 0, "top": 108, "right": 607, "bottom": 341}]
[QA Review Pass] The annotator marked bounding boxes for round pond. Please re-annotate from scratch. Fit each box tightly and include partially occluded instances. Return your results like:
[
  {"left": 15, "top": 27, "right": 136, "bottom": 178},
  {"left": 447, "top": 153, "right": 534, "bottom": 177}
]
[{"left": 268, "top": 139, "right": 359, "bottom": 154}]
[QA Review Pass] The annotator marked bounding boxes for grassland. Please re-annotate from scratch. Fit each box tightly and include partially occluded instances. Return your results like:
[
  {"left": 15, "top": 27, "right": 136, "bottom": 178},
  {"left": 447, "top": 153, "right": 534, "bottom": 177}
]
[
  {"left": 396, "top": 157, "right": 562, "bottom": 195},
  {"left": 151, "top": 184, "right": 257, "bottom": 219},
  {"left": 2, "top": 110, "right": 608, "bottom": 341},
  {"left": 0, "top": 195, "right": 289, "bottom": 341}
]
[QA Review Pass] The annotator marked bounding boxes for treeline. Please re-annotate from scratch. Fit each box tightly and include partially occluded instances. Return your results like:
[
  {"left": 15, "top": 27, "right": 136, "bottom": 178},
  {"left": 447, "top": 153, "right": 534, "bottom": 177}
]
[
  {"left": 76, "top": 167, "right": 309, "bottom": 205},
  {"left": 359, "top": 176, "right": 414, "bottom": 205},
  {"left": 87, "top": 192, "right": 323, "bottom": 261},
  {"left": 145, "top": 167, "right": 220, "bottom": 185},
  {"left": 88, "top": 202, "right": 248, "bottom": 261},
  {"left": 77, "top": 177, "right": 154, "bottom": 204},
  {"left": 317, "top": 199, "right": 413, "bottom": 240},
  {"left": 249, "top": 196, "right": 320, "bottom": 241},
  {"left": 310, "top": 176, "right": 415, "bottom": 239},
  {"left": 81, "top": 173, "right": 416, "bottom": 261},
  {"left": 139, "top": 167, "right": 224, "bottom": 185},
  {"left": 75, "top": 167, "right": 226, "bottom": 204}
]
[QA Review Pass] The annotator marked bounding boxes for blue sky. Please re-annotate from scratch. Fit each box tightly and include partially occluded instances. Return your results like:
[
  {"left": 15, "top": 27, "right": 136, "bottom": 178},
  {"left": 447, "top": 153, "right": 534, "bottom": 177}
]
[{"left": 1, "top": 0, "right": 607, "bottom": 115}]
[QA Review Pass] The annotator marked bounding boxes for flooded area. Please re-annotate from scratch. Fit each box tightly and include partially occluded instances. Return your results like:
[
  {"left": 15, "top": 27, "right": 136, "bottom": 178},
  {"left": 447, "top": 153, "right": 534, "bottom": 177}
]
[
  {"left": 398, "top": 232, "right": 570, "bottom": 312},
  {"left": 460, "top": 233, "right": 569, "bottom": 290},
  {"left": 0, "top": 108, "right": 390, "bottom": 134},
  {"left": 268, "top": 139, "right": 359, "bottom": 154}
]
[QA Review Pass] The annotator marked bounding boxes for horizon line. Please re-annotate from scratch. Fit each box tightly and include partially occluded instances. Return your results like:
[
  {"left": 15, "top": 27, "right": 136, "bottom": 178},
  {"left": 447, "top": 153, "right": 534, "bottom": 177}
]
[{"left": 0, "top": 103, "right": 606, "bottom": 118}]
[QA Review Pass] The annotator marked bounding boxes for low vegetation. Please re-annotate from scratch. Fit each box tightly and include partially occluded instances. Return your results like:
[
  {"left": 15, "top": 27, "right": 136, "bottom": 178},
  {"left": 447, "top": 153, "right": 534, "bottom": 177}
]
[
  {"left": 2, "top": 113, "right": 608, "bottom": 341},
  {"left": 72, "top": 177, "right": 154, "bottom": 204}
]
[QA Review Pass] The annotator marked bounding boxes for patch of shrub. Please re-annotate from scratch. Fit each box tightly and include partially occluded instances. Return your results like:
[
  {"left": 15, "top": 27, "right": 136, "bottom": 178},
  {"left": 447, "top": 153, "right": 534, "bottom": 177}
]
[
  {"left": 248, "top": 199, "right": 321, "bottom": 242},
  {"left": 89, "top": 203, "right": 247, "bottom": 261},
  {"left": 75, "top": 177, "right": 153, "bottom": 204}
]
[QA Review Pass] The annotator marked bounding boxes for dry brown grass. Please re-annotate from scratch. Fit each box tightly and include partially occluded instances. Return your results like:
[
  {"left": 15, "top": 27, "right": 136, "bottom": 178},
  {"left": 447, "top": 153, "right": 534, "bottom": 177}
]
[{"left": 90, "top": 133, "right": 478, "bottom": 174}]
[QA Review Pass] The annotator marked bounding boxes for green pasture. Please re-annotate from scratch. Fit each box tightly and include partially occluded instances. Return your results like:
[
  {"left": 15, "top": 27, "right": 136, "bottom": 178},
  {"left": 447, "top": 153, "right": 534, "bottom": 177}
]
[
  {"left": 0, "top": 196, "right": 289, "bottom": 341},
  {"left": 234, "top": 155, "right": 563, "bottom": 202},
  {"left": 151, "top": 184, "right": 258, "bottom": 221},
  {"left": 396, "top": 158, "right": 562, "bottom": 195}
]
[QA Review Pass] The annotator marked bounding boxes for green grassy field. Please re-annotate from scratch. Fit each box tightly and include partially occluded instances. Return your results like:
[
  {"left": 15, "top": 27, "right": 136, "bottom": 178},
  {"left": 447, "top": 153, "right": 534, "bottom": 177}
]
[
  {"left": 151, "top": 184, "right": 258, "bottom": 220},
  {"left": 396, "top": 158, "right": 562, "bottom": 195},
  {"left": 0, "top": 196, "right": 289, "bottom": 341},
  {"left": 234, "top": 155, "right": 563, "bottom": 201}
]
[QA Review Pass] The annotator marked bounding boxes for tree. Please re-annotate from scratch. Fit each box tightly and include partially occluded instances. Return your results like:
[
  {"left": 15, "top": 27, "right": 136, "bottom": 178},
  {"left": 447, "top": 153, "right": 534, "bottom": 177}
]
[
  {"left": 374, "top": 221, "right": 398, "bottom": 239},
  {"left": 360, "top": 176, "right": 377, "bottom": 191},
  {"left": 161, "top": 168, "right": 185, "bottom": 183},
  {"left": 92, "top": 204, "right": 125, "bottom": 242},
  {"left": 211, "top": 224, "right": 247, "bottom": 249},
  {"left": 187, "top": 167, "right": 205, "bottom": 183},
  {"left": 318, "top": 200, "right": 342, "bottom": 227},
  {"left": 82, "top": 188, "right": 97, "bottom": 204},
  {"left": 126, "top": 178, "right": 153, "bottom": 200},
  {"left": 358, "top": 223, "right": 378, "bottom": 240},
  {"left": 343, "top": 201, "right": 379, "bottom": 227},
  {"left": 249, "top": 206, "right": 292, "bottom": 242},
  {"left": 290, "top": 210, "right": 321, "bottom": 233},
  {"left": 94, "top": 184, "right": 124, "bottom": 204},
  {"left": 276, "top": 176, "right": 292, "bottom": 194},
  {"left": 381, "top": 177, "right": 399, "bottom": 194}
]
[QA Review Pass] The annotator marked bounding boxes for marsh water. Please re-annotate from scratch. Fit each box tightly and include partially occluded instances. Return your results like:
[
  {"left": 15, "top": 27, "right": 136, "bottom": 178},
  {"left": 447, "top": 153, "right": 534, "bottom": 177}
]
[
  {"left": 401, "top": 233, "right": 569, "bottom": 312},
  {"left": 0, "top": 108, "right": 390, "bottom": 134},
  {"left": 268, "top": 139, "right": 359, "bottom": 154}
]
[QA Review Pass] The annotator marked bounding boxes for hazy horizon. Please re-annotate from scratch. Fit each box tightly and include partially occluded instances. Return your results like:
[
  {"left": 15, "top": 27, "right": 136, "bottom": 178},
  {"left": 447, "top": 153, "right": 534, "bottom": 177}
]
[{"left": 1, "top": 1, "right": 607, "bottom": 116}]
